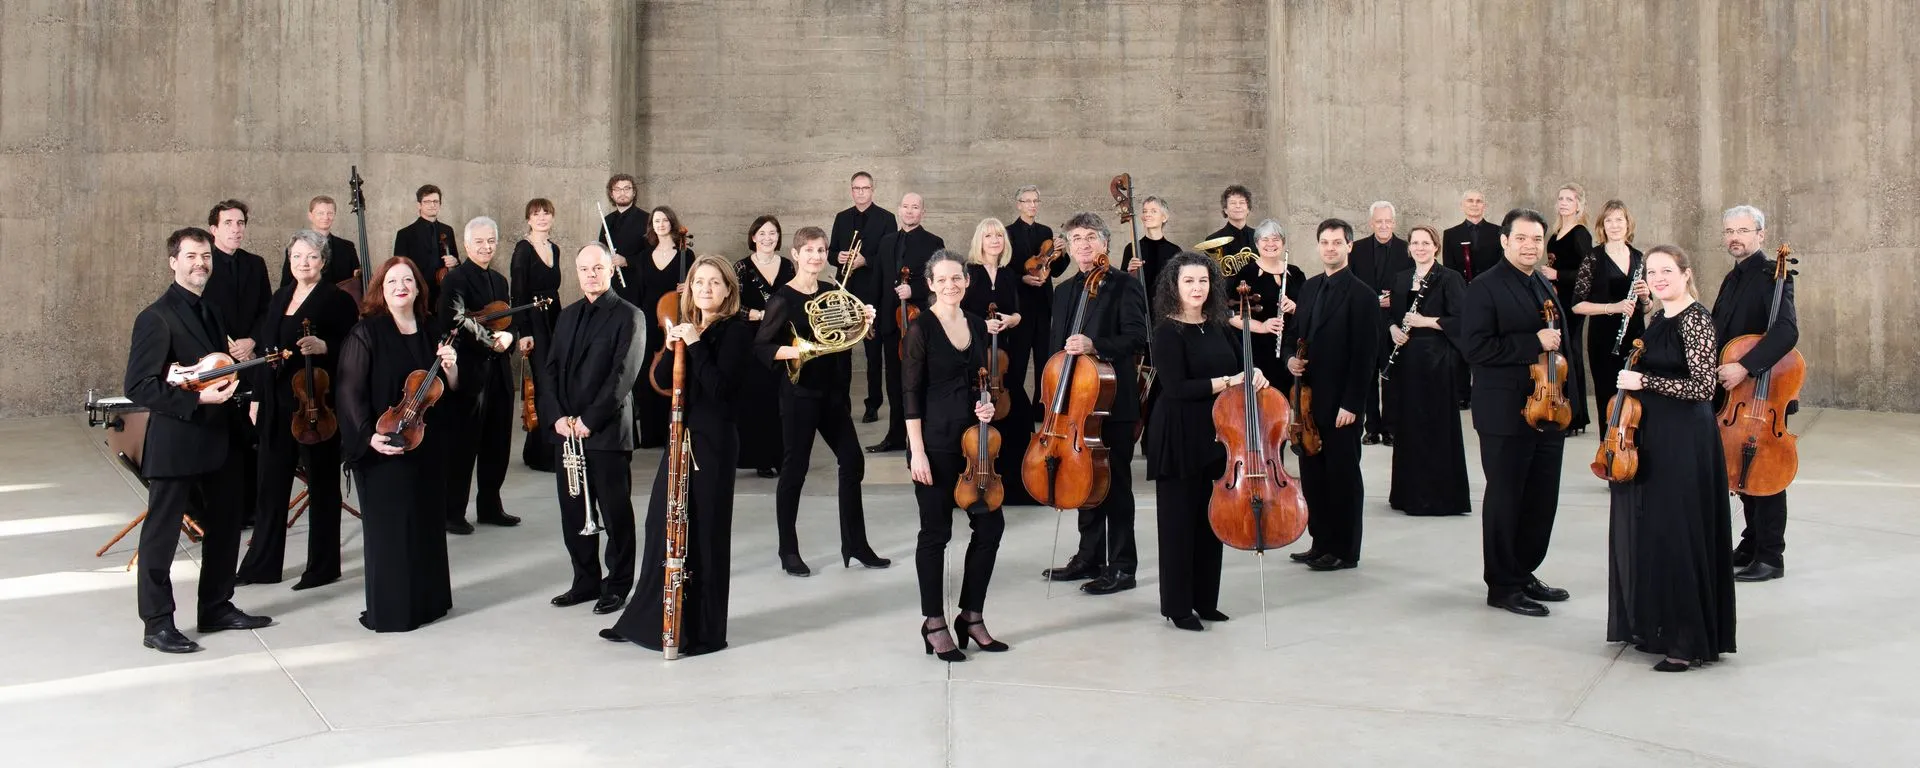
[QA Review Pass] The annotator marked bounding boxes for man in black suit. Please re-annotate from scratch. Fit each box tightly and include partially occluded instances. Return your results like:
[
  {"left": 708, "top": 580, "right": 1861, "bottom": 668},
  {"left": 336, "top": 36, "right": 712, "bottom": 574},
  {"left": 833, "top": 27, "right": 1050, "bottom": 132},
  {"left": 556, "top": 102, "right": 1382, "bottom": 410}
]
[
  {"left": 598, "top": 173, "right": 648, "bottom": 304},
  {"left": 1284, "top": 219, "right": 1381, "bottom": 571},
  {"left": 393, "top": 184, "right": 459, "bottom": 308},
  {"left": 541, "top": 243, "right": 648, "bottom": 614},
  {"left": 1712, "top": 204, "right": 1798, "bottom": 583},
  {"left": 123, "top": 227, "right": 274, "bottom": 653},
  {"left": 828, "top": 171, "right": 899, "bottom": 423},
  {"left": 279, "top": 195, "right": 361, "bottom": 289},
  {"left": 1039, "top": 212, "right": 1150, "bottom": 595},
  {"left": 437, "top": 216, "right": 522, "bottom": 535},
  {"left": 867, "top": 192, "right": 944, "bottom": 453},
  {"left": 1348, "top": 201, "right": 1412, "bottom": 444},
  {"left": 1205, "top": 185, "right": 1256, "bottom": 255},
  {"left": 1442, "top": 190, "right": 1501, "bottom": 284},
  {"left": 204, "top": 200, "right": 272, "bottom": 531},
  {"left": 1459, "top": 208, "right": 1573, "bottom": 617},
  {"left": 1008, "top": 185, "right": 1063, "bottom": 421}
]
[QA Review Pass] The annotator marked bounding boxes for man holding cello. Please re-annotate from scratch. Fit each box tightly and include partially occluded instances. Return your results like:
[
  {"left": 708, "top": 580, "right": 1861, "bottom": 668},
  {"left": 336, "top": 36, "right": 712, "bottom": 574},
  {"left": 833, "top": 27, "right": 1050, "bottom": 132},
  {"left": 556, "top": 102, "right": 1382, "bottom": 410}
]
[{"left": 1712, "top": 205, "right": 1798, "bottom": 583}]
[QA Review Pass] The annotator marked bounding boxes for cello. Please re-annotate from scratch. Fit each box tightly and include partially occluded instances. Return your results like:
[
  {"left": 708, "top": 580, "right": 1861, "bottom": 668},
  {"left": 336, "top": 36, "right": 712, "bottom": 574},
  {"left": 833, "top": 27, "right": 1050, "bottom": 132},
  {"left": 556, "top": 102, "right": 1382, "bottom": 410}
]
[
  {"left": 1523, "top": 299, "right": 1575, "bottom": 432},
  {"left": 1021, "top": 255, "right": 1117, "bottom": 510},
  {"left": 648, "top": 226, "right": 692, "bottom": 397},
  {"left": 1717, "top": 244, "right": 1802, "bottom": 496},
  {"left": 289, "top": 318, "right": 338, "bottom": 444},
  {"left": 1211, "top": 283, "right": 1307, "bottom": 552},
  {"left": 955, "top": 368, "right": 1004, "bottom": 516},
  {"left": 1590, "top": 339, "right": 1646, "bottom": 482}
]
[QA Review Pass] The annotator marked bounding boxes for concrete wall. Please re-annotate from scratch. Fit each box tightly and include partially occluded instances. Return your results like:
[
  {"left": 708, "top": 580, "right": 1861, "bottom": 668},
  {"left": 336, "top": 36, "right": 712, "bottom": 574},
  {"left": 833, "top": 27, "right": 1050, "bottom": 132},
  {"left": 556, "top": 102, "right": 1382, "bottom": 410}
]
[{"left": 2, "top": 0, "right": 1913, "bottom": 416}]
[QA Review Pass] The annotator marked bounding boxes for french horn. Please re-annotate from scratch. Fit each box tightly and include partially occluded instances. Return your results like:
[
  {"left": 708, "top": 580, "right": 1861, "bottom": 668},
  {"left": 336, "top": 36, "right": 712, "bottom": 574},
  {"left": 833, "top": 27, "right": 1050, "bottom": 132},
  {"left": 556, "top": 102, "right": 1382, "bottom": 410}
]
[
  {"left": 1194, "top": 236, "right": 1255, "bottom": 275},
  {"left": 787, "top": 234, "right": 872, "bottom": 383}
]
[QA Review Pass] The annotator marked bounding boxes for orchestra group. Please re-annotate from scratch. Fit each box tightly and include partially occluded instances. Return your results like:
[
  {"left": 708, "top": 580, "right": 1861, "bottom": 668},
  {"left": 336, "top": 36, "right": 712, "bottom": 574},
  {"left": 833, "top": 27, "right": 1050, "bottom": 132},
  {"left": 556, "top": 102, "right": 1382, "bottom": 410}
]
[{"left": 120, "top": 173, "right": 1799, "bottom": 674}]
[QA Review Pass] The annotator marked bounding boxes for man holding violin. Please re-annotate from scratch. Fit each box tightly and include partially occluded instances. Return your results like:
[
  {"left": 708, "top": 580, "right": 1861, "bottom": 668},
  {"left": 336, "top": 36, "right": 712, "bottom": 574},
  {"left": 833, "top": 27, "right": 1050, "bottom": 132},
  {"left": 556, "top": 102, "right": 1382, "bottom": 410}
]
[
  {"left": 123, "top": 227, "right": 275, "bottom": 654},
  {"left": 438, "top": 216, "right": 522, "bottom": 535}
]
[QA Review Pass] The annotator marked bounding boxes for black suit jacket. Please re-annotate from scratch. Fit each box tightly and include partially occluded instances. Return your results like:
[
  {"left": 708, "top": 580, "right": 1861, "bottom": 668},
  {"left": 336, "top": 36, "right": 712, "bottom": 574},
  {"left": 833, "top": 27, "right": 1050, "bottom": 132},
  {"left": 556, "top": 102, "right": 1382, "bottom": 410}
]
[
  {"left": 830, "top": 204, "right": 898, "bottom": 304},
  {"left": 599, "top": 206, "right": 651, "bottom": 302},
  {"left": 1049, "top": 267, "right": 1150, "bottom": 422},
  {"left": 1349, "top": 235, "right": 1412, "bottom": 297},
  {"left": 393, "top": 217, "right": 458, "bottom": 300},
  {"left": 205, "top": 247, "right": 271, "bottom": 344},
  {"left": 1711, "top": 251, "right": 1799, "bottom": 375},
  {"left": 436, "top": 260, "right": 514, "bottom": 406},
  {"left": 1459, "top": 259, "right": 1566, "bottom": 436},
  {"left": 278, "top": 234, "right": 362, "bottom": 290},
  {"left": 540, "top": 292, "right": 647, "bottom": 451},
  {"left": 123, "top": 284, "right": 235, "bottom": 478},
  {"left": 1282, "top": 268, "right": 1381, "bottom": 423},
  {"left": 1441, "top": 219, "right": 1502, "bottom": 282},
  {"left": 875, "top": 226, "right": 945, "bottom": 339},
  {"left": 1008, "top": 218, "right": 1062, "bottom": 318}
]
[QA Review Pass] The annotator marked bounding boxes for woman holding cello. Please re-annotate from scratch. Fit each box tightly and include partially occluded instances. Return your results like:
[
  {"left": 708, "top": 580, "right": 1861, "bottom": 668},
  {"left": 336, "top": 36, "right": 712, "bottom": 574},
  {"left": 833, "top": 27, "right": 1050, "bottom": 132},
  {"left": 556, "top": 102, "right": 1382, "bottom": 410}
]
[
  {"left": 236, "top": 230, "right": 359, "bottom": 589},
  {"left": 336, "top": 256, "right": 459, "bottom": 632},
  {"left": 636, "top": 206, "right": 694, "bottom": 448},
  {"left": 1146, "top": 252, "right": 1266, "bottom": 631},
  {"left": 906, "top": 250, "right": 1005, "bottom": 661},
  {"left": 1605, "top": 245, "right": 1736, "bottom": 672}
]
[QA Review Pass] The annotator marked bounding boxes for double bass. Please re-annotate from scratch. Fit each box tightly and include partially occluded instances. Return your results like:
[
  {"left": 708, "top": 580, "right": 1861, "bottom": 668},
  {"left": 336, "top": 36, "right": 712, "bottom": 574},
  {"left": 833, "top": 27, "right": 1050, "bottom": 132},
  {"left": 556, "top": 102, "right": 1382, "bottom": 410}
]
[
  {"left": 648, "top": 226, "right": 692, "bottom": 397},
  {"left": 1523, "top": 299, "right": 1575, "bottom": 432},
  {"left": 1210, "top": 284, "right": 1307, "bottom": 552},
  {"left": 1111, "top": 172, "right": 1154, "bottom": 439},
  {"left": 289, "top": 318, "right": 338, "bottom": 444},
  {"left": 1718, "top": 244, "right": 1802, "bottom": 496},
  {"left": 955, "top": 368, "right": 1004, "bottom": 515},
  {"left": 345, "top": 166, "right": 370, "bottom": 302},
  {"left": 1591, "top": 339, "right": 1646, "bottom": 482},
  {"left": 1022, "top": 255, "right": 1117, "bottom": 510}
]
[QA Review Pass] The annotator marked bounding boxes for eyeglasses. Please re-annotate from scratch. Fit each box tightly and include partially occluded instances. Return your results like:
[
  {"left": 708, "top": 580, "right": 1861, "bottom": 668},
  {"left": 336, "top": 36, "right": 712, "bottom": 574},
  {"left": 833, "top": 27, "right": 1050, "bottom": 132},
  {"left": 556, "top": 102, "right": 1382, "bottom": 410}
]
[
  {"left": 850, "top": 185, "right": 873, "bottom": 191},
  {"left": 1722, "top": 228, "right": 1758, "bottom": 237}
]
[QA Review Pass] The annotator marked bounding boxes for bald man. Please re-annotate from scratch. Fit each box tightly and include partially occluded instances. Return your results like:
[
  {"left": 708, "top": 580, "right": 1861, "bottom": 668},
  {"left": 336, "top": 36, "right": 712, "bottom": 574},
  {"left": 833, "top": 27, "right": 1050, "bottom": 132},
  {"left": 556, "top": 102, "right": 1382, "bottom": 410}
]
[{"left": 868, "top": 193, "right": 945, "bottom": 452}]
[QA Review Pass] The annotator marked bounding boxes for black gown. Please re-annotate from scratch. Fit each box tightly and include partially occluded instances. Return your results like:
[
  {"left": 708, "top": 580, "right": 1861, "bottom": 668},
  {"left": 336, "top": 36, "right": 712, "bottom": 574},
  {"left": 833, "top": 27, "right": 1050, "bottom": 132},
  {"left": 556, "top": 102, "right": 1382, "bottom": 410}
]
[
  {"left": 337, "top": 313, "right": 454, "bottom": 632},
  {"left": 1228, "top": 259, "right": 1308, "bottom": 394},
  {"left": 512, "top": 238, "right": 563, "bottom": 472},
  {"left": 735, "top": 255, "right": 795, "bottom": 472},
  {"left": 635, "top": 246, "right": 695, "bottom": 448},
  {"left": 1145, "top": 319, "right": 1234, "bottom": 620},
  {"left": 1121, "top": 236, "right": 1183, "bottom": 308},
  {"left": 1576, "top": 245, "right": 1646, "bottom": 423},
  {"left": 1606, "top": 303, "right": 1736, "bottom": 664},
  {"left": 962, "top": 262, "right": 1034, "bottom": 507},
  {"left": 1383, "top": 265, "right": 1472, "bottom": 516},
  {"left": 1547, "top": 225, "right": 1593, "bottom": 432},
  {"left": 611, "top": 315, "right": 750, "bottom": 655}
]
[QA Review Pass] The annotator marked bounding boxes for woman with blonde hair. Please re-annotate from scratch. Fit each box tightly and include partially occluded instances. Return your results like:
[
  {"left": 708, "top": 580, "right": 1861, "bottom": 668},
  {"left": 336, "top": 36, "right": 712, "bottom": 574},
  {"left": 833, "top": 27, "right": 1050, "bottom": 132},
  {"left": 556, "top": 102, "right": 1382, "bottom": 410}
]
[
  {"left": 962, "top": 218, "right": 1035, "bottom": 506},
  {"left": 1546, "top": 183, "right": 1593, "bottom": 434}
]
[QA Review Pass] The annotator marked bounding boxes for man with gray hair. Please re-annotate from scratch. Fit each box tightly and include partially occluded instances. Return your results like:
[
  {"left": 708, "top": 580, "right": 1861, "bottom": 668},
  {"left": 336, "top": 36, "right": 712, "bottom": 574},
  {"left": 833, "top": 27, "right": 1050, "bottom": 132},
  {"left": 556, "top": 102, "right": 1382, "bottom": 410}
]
[
  {"left": 1711, "top": 204, "right": 1799, "bottom": 583},
  {"left": 1443, "top": 190, "right": 1501, "bottom": 284},
  {"left": 438, "top": 216, "right": 522, "bottom": 535},
  {"left": 1349, "top": 201, "right": 1411, "bottom": 444},
  {"left": 1010, "top": 185, "right": 1061, "bottom": 421}
]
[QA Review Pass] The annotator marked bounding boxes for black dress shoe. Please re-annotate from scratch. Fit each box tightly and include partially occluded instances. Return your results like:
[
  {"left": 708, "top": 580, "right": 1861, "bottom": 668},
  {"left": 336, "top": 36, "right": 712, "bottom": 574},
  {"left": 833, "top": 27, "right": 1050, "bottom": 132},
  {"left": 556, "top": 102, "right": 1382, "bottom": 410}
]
[
  {"left": 446, "top": 519, "right": 474, "bottom": 535},
  {"left": 756, "top": 467, "right": 780, "bottom": 478},
  {"left": 1523, "top": 580, "right": 1570, "bottom": 602},
  {"left": 780, "top": 554, "right": 812, "bottom": 577},
  {"left": 1306, "top": 554, "right": 1357, "bottom": 571},
  {"left": 843, "top": 550, "right": 892, "bottom": 569},
  {"left": 861, "top": 408, "right": 880, "bottom": 424},
  {"left": 1081, "top": 571, "right": 1136, "bottom": 595},
  {"left": 1287, "top": 549, "right": 1323, "bottom": 563},
  {"left": 1169, "top": 615, "right": 1205, "bottom": 632},
  {"left": 143, "top": 628, "right": 202, "bottom": 654},
  {"left": 864, "top": 439, "right": 905, "bottom": 453},
  {"left": 551, "top": 591, "right": 595, "bottom": 607},
  {"left": 1381, "top": 433, "right": 1395, "bottom": 446},
  {"left": 598, "top": 628, "right": 626, "bottom": 643},
  {"left": 477, "top": 511, "right": 521, "bottom": 527},
  {"left": 1041, "top": 557, "right": 1100, "bottom": 581},
  {"left": 1362, "top": 433, "right": 1382, "bottom": 445},
  {"left": 1731, "top": 543, "right": 1755, "bottom": 569},
  {"left": 592, "top": 595, "right": 626, "bottom": 615},
  {"left": 291, "top": 574, "right": 339, "bottom": 591},
  {"left": 1653, "top": 659, "right": 1692, "bottom": 672},
  {"left": 1197, "top": 609, "right": 1231, "bottom": 622},
  {"left": 1488, "top": 593, "right": 1550, "bottom": 617},
  {"left": 1734, "top": 562, "right": 1784, "bottom": 582},
  {"left": 197, "top": 609, "right": 273, "bottom": 633}
]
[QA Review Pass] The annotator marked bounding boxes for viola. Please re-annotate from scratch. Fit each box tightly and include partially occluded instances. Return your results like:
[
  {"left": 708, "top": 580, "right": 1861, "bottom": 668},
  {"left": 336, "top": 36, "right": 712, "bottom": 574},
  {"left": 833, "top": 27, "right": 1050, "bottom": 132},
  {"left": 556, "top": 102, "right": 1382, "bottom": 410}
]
[
  {"left": 1590, "top": 339, "right": 1646, "bottom": 482},
  {"left": 894, "top": 267, "right": 921, "bottom": 359},
  {"left": 1523, "top": 299, "right": 1574, "bottom": 431},
  {"left": 374, "top": 329, "right": 454, "bottom": 452},
  {"left": 955, "top": 368, "right": 1005, "bottom": 515},
  {"left": 1287, "top": 339, "right": 1321, "bottom": 456},
  {"left": 1211, "top": 283, "right": 1307, "bottom": 552},
  {"left": 289, "top": 318, "right": 338, "bottom": 445},
  {"left": 1022, "top": 254, "right": 1117, "bottom": 510},
  {"left": 648, "top": 226, "right": 691, "bottom": 397},
  {"left": 520, "top": 367, "right": 538, "bottom": 432},
  {"left": 1024, "top": 238, "right": 1062, "bottom": 282},
  {"left": 1717, "top": 244, "right": 1802, "bottom": 496},
  {"left": 984, "top": 303, "right": 1012, "bottom": 419},
  {"left": 167, "top": 349, "right": 290, "bottom": 392}
]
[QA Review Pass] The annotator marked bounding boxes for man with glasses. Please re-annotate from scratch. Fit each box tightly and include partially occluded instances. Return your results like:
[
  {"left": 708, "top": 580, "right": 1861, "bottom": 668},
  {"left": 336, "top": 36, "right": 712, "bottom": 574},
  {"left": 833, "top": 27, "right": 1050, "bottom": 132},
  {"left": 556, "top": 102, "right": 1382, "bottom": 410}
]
[
  {"left": 828, "top": 171, "right": 899, "bottom": 423},
  {"left": 599, "top": 174, "right": 647, "bottom": 304},
  {"left": 1711, "top": 205, "right": 1798, "bottom": 583},
  {"left": 1009, "top": 186, "right": 1063, "bottom": 422},
  {"left": 393, "top": 184, "right": 459, "bottom": 308}
]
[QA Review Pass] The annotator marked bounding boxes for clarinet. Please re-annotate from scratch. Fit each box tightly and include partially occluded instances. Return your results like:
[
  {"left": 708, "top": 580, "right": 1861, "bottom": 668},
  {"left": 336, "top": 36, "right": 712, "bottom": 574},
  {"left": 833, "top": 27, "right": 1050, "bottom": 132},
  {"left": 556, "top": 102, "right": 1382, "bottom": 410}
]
[
  {"left": 1379, "top": 270, "right": 1431, "bottom": 382},
  {"left": 1612, "top": 257, "right": 1643, "bottom": 356}
]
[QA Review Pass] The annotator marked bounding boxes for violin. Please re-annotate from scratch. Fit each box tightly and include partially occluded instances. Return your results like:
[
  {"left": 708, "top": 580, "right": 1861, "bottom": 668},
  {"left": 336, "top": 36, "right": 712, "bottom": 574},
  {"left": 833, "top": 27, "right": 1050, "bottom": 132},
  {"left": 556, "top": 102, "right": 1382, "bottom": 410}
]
[
  {"left": 955, "top": 367, "right": 1004, "bottom": 515},
  {"left": 1718, "top": 244, "right": 1802, "bottom": 496},
  {"left": 454, "top": 296, "right": 553, "bottom": 336},
  {"left": 984, "top": 303, "right": 1012, "bottom": 419},
  {"left": 436, "top": 231, "right": 454, "bottom": 286},
  {"left": 1590, "top": 339, "right": 1646, "bottom": 482},
  {"left": 1523, "top": 299, "right": 1574, "bottom": 431},
  {"left": 520, "top": 368, "right": 538, "bottom": 432},
  {"left": 1211, "top": 284, "right": 1307, "bottom": 552},
  {"left": 1022, "top": 254, "right": 1117, "bottom": 510},
  {"left": 167, "top": 349, "right": 290, "bottom": 391},
  {"left": 1287, "top": 339, "right": 1321, "bottom": 456},
  {"left": 895, "top": 267, "right": 921, "bottom": 359},
  {"left": 375, "top": 329, "right": 455, "bottom": 452},
  {"left": 1024, "top": 238, "right": 1062, "bottom": 282},
  {"left": 648, "top": 226, "right": 691, "bottom": 397},
  {"left": 289, "top": 318, "right": 338, "bottom": 444}
]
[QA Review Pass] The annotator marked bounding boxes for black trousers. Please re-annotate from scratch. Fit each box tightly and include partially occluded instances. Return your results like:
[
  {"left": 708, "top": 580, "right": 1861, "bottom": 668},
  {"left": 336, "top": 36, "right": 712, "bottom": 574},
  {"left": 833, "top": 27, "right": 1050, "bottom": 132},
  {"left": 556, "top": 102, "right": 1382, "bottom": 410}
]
[
  {"left": 914, "top": 451, "right": 1006, "bottom": 617},
  {"left": 139, "top": 463, "right": 243, "bottom": 634},
  {"left": 1736, "top": 491, "right": 1788, "bottom": 566},
  {"left": 1478, "top": 431, "right": 1566, "bottom": 597},
  {"left": 862, "top": 337, "right": 889, "bottom": 413},
  {"left": 553, "top": 445, "right": 638, "bottom": 598},
  {"left": 880, "top": 336, "right": 907, "bottom": 444},
  {"left": 776, "top": 392, "right": 873, "bottom": 557},
  {"left": 1156, "top": 474, "right": 1223, "bottom": 619},
  {"left": 237, "top": 431, "right": 342, "bottom": 584},
  {"left": 1072, "top": 419, "right": 1138, "bottom": 572},
  {"left": 444, "top": 371, "right": 512, "bottom": 524},
  {"left": 1301, "top": 420, "right": 1365, "bottom": 562},
  {"left": 1366, "top": 339, "right": 1388, "bottom": 437}
]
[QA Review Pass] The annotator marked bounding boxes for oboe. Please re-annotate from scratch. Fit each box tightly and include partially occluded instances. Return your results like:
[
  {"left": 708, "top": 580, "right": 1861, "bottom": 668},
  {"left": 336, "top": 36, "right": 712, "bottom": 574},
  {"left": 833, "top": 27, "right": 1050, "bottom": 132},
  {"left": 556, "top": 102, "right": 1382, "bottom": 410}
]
[
  {"left": 1612, "top": 257, "right": 1643, "bottom": 355},
  {"left": 660, "top": 328, "right": 694, "bottom": 660},
  {"left": 1380, "top": 270, "right": 1431, "bottom": 382}
]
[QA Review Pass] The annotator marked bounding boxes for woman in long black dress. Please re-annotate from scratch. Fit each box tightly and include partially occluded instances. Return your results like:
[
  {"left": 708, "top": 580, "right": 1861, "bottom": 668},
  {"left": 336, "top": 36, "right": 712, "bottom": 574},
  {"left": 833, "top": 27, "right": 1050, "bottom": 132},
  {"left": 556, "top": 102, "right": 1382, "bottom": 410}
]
[
  {"left": 1573, "top": 199, "right": 1649, "bottom": 427},
  {"left": 906, "top": 250, "right": 1005, "bottom": 661},
  {"left": 1147, "top": 252, "right": 1263, "bottom": 631},
  {"left": 511, "top": 198, "right": 562, "bottom": 472},
  {"left": 1547, "top": 184, "right": 1593, "bottom": 434},
  {"left": 635, "top": 205, "right": 695, "bottom": 448},
  {"left": 1383, "top": 225, "right": 1471, "bottom": 516},
  {"left": 1228, "top": 219, "right": 1305, "bottom": 395},
  {"left": 1121, "top": 196, "right": 1181, "bottom": 305},
  {"left": 734, "top": 215, "right": 793, "bottom": 478},
  {"left": 237, "top": 230, "right": 360, "bottom": 588},
  {"left": 961, "top": 218, "right": 1034, "bottom": 507},
  {"left": 603, "top": 255, "right": 749, "bottom": 656},
  {"left": 1605, "top": 244, "right": 1736, "bottom": 672},
  {"left": 336, "top": 257, "right": 458, "bottom": 632}
]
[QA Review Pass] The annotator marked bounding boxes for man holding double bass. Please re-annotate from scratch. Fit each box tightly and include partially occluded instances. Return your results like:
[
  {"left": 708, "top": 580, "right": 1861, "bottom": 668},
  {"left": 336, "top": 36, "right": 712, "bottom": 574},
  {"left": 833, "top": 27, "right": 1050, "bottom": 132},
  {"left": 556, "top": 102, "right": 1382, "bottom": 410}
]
[{"left": 1712, "top": 205, "right": 1798, "bottom": 583}]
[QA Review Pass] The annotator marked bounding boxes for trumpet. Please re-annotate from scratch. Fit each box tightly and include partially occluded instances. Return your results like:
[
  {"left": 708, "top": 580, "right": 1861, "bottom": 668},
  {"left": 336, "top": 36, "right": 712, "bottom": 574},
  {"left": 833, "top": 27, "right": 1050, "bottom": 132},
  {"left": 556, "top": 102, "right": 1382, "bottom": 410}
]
[{"left": 562, "top": 418, "right": 602, "bottom": 536}]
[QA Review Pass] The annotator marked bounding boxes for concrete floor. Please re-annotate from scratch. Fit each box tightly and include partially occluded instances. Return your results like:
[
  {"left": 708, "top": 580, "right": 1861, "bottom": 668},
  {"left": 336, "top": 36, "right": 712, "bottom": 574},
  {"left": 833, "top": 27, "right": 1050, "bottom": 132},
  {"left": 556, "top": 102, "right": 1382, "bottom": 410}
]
[{"left": 1, "top": 402, "right": 1915, "bottom": 767}]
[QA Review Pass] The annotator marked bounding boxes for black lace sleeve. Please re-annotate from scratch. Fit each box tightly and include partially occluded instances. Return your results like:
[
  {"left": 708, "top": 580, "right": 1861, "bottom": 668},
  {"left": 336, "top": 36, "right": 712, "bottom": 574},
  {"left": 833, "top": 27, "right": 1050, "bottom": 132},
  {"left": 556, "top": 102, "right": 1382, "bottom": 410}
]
[
  {"left": 1641, "top": 305, "right": 1718, "bottom": 402},
  {"left": 1574, "top": 250, "right": 1597, "bottom": 303}
]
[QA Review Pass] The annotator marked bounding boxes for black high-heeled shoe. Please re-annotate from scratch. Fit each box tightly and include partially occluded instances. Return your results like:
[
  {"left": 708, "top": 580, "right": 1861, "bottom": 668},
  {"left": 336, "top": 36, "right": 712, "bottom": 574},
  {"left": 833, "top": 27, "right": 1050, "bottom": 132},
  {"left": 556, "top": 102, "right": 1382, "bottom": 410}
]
[
  {"left": 780, "top": 554, "right": 812, "bottom": 577},
  {"left": 953, "top": 614, "right": 1010, "bottom": 652},
  {"left": 921, "top": 620, "right": 966, "bottom": 662},
  {"left": 843, "top": 550, "right": 891, "bottom": 569},
  {"left": 1168, "top": 615, "right": 1206, "bottom": 632},
  {"left": 1653, "top": 659, "right": 1691, "bottom": 672}
]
